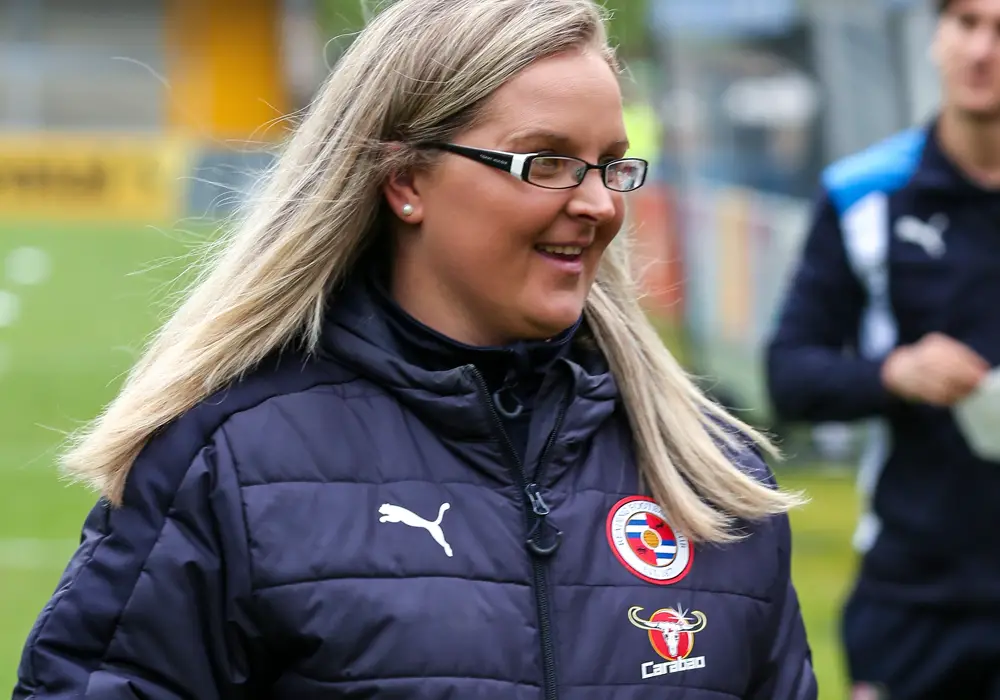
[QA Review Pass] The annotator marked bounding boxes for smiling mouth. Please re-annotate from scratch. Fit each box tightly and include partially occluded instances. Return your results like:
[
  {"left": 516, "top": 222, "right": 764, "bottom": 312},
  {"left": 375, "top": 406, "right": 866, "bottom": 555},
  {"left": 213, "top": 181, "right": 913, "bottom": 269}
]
[{"left": 535, "top": 244, "right": 584, "bottom": 260}]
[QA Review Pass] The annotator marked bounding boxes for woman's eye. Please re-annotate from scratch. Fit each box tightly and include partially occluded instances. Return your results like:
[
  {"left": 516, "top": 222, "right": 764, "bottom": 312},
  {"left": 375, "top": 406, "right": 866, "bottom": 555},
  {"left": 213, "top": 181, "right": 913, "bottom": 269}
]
[{"left": 533, "top": 158, "right": 562, "bottom": 171}]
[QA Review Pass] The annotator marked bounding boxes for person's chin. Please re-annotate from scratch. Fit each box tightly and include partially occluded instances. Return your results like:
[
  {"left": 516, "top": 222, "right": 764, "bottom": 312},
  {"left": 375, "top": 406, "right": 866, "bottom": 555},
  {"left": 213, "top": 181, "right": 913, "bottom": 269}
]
[
  {"left": 524, "top": 303, "right": 584, "bottom": 338},
  {"left": 953, "top": 92, "right": 1000, "bottom": 120}
]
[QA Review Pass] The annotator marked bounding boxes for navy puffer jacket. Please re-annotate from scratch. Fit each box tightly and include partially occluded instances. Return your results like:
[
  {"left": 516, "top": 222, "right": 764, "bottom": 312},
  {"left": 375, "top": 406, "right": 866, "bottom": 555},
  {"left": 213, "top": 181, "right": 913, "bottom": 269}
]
[{"left": 13, "top": 277, "right": 817, "bottom": 699}]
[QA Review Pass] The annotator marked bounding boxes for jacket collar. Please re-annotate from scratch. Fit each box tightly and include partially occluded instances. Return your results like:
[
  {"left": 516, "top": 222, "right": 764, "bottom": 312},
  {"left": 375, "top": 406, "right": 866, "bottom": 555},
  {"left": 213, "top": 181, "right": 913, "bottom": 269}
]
[
  {"left": 317, "top": 273, "right": 619, "bottom": 447},
  {"left": 910, "top": 116, "right": 998, "bottom": 196},
  {"left": 366, "top": 268, "right": 578, "bottom": 401}
]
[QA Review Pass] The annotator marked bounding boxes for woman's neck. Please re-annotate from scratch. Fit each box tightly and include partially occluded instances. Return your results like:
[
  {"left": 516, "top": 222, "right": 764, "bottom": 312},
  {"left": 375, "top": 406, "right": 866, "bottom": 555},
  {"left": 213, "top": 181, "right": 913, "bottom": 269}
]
[{"left": 390, "top": 254, "right": 511, "bottom": 348}]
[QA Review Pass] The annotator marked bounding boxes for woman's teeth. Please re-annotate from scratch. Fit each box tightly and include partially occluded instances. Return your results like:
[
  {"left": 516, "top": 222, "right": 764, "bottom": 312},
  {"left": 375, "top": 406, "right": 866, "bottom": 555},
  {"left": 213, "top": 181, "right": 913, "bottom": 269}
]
[{"left": 536, "top": 245, "right": 583, "bottom": 256}]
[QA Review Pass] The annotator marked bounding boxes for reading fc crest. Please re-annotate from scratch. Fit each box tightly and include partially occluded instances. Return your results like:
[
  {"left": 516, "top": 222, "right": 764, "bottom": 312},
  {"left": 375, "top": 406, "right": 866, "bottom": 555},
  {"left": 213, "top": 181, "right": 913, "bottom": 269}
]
[{"left": 606, "top": 496, "right": 692, "bottom": 585}]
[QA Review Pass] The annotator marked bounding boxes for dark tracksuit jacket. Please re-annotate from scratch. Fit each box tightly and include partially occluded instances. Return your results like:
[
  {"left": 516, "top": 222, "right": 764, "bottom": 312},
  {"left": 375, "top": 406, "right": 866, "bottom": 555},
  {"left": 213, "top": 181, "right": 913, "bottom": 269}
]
[{"left": 14, "top": 272, "right": 816, "bottom": 699}]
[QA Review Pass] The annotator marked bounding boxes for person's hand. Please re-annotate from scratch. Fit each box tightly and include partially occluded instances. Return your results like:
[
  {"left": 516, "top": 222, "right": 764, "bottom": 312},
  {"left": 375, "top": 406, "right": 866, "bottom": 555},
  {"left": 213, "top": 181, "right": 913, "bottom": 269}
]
[{"left": 881, "top": 332, "right": 990, "bottom": 406}]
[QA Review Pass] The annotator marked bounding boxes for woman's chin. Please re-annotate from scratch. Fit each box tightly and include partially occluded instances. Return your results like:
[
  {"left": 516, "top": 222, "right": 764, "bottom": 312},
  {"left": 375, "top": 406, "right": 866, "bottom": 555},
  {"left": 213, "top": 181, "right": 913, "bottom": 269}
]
[{"left": 520, "top": 305, "right": 584, "bottom": 339}]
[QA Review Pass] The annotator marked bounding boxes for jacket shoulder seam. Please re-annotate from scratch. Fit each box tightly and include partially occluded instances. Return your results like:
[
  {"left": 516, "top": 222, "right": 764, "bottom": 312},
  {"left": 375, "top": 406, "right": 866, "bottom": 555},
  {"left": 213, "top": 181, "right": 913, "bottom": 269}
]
[{"left": 822, "top": 128, "right": 925, "bottom": 214}]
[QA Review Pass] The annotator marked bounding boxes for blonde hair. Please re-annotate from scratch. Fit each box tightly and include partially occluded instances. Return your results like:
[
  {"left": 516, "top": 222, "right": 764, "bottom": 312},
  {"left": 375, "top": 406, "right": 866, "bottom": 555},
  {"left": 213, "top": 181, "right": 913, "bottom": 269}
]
[{"left": 63, "top": 0, "right": 802, "bottom": 541}]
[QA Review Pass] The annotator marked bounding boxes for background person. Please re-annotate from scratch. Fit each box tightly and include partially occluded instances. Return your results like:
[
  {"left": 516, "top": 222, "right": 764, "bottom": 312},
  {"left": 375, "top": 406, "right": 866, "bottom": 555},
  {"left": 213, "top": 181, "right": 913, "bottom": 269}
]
[{"left": 766, "top": 0, "right": 1000, "bottom": 696}]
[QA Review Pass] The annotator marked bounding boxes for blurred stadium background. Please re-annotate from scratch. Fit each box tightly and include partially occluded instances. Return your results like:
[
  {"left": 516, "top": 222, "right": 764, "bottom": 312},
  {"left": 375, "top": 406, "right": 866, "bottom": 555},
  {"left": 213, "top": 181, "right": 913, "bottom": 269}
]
[{"left": 0, "top": 0, "right": 943, "bottom": 696}]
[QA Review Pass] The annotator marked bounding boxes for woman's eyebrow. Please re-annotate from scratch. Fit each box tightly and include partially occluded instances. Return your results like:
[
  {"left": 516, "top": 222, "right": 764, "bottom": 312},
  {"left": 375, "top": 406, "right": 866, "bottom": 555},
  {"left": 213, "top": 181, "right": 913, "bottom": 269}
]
[
  {"left": 505, "top": 130, "right": 576, "bottom": 151},
  {"left": 505, "top": 130, "right": 630, "bottom": 153}
]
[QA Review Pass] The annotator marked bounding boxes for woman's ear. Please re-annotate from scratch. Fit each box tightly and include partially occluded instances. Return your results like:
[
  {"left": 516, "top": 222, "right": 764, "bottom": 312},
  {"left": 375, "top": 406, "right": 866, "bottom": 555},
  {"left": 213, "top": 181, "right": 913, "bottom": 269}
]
[{"left": 383, "top": 169, "right": 424, "bottom": 224}]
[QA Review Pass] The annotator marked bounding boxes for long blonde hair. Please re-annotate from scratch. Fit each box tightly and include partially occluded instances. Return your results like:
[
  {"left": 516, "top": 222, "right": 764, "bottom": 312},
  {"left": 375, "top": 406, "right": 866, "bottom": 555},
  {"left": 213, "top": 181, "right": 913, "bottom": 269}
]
[{"left": 63, "top": 0, "right": 802, "bottom": 541}]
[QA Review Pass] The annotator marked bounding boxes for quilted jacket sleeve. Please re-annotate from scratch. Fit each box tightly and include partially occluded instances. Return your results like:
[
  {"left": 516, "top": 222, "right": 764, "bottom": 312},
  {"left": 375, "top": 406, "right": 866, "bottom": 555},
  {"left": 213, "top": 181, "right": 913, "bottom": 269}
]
[
  {"left": 12, "top": 425, "right": 258, "bottom": 699},
  {"left": 748, "top": 512, "right": 818, "bottom": 700},
  {"left": 764, "top": 191, "right": 895, "bottom": 423}
]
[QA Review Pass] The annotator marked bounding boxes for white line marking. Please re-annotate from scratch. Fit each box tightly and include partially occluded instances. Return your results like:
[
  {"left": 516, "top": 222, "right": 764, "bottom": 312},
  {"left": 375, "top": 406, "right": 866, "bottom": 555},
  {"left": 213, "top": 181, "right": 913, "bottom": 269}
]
[
  {"left": 0, "top": 289, "right": 19, "bottom": 328},
  {"left": 0, "top": 538, "right": 77, "bottom": 570},
  {"left": 5, "top": 247, "right": 51, "bottom": 286}
]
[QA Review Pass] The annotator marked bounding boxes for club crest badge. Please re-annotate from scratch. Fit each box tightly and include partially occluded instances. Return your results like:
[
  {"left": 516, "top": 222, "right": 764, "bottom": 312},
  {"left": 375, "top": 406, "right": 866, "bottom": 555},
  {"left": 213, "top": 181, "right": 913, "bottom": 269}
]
[{"left": 606, "top": 496, "right": 692, "bottom": 585}]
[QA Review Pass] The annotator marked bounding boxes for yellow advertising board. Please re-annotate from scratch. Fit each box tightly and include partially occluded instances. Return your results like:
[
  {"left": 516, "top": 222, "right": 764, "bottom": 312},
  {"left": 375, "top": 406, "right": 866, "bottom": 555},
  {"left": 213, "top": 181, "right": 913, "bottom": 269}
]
[{"left": 0, "top": 135, "right": 190, "bottom": 223}]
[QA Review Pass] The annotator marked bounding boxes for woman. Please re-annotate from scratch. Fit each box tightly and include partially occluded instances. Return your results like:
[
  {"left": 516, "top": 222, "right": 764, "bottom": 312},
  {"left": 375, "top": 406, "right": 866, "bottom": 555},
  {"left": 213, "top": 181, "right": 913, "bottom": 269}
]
[{"left": 13, "top": 0, "right": 817, "bottom": 697}]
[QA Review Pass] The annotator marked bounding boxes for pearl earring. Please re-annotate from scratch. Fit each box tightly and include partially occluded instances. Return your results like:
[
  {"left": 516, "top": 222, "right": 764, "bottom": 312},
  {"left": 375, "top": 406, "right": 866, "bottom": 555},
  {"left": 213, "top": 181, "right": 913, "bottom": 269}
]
[{"left": 401, "top": 204, "right": 414, "bottom": 217}]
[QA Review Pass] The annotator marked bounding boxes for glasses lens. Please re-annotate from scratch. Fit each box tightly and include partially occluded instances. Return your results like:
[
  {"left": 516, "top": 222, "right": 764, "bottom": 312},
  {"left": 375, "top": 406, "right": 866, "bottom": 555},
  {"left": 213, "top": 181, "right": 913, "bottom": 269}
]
[
  {"left": 527, "top": 157, "right": 586, "bottom": 189},
  {"left": 605, "top": 159, "right": 647, "bottom": 192}
]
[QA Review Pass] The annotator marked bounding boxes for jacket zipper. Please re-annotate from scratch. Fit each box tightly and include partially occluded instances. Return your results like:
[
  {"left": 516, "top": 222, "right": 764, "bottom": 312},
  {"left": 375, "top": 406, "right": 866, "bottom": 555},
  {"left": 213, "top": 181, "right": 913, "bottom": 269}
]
[{"left": 470, "top": 367, "right": 568, "bottom": 700}]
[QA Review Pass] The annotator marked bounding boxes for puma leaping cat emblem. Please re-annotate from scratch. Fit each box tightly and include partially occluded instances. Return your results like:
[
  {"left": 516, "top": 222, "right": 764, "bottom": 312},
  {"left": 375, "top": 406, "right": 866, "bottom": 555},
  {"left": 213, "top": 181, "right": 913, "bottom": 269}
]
[{"left": 378, "top": 502, "right": 453, "bottom": 557}]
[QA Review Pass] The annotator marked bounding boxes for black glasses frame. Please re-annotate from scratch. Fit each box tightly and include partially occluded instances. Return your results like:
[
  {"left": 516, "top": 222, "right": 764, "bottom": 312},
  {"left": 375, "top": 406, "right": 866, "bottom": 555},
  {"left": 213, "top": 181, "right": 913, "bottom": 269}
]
[{"left": 416, "top": 142, "right": 648, "bottom": 191}]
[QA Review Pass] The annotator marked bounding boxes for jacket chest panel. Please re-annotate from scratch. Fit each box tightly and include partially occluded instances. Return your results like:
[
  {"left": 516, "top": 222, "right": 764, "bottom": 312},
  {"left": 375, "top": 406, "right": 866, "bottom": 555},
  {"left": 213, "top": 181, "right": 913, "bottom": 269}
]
[
  {"left": 256, "top": 575, "right": 543, "bottom": 688},
  {"left": 550, "top": 584, "right": 769, "bottom": 694},
  {"left": 887, "top": 206, "right": 1000, "bottom": 358},
  {"left": 242, "top": 480, "right": 532, "bottom": 589}
]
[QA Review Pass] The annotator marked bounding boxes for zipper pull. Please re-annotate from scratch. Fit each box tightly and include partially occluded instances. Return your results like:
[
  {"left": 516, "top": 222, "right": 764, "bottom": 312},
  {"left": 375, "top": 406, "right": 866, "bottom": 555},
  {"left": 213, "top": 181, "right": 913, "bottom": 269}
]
[
  {"left": 525, "top": 484, "right": 561, "bottom": 557},
  {"left": 492, "top": 384, "right": 524, "bottom": 419},
  {"left": 525, "top": 483, "right": 550, "bottom": 516}
]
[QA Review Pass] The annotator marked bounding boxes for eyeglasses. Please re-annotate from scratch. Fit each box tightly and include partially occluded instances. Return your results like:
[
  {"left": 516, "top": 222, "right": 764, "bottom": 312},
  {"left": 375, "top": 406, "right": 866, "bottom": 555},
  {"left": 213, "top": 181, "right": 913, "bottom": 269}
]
[{"left": 416, "top": 142, "right": 648, "bottom": 192}]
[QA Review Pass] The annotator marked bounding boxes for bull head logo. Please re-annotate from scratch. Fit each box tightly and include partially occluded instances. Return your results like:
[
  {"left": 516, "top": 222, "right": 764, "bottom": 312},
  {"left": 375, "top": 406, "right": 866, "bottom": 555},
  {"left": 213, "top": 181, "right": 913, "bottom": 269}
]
[{"left": 628, "top": 605, "right": 707, "bottom": 661}]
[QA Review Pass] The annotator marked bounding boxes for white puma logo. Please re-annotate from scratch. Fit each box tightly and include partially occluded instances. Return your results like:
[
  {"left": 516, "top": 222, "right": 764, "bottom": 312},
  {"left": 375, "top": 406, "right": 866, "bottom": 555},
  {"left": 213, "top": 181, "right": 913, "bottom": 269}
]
[
  {"left": 378, "top": 502, "right": 453, "bottom": 557},
  {"left": 895, "top": 213, "right": 947, "bottom": 258}
]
